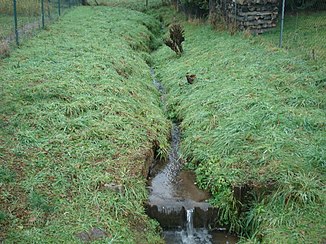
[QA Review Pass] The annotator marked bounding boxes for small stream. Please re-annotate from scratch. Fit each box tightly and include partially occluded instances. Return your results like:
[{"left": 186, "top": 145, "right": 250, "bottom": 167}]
[
  {"left": 148, "top": 124, "right": 210, "bottom": 205},
  {"left": 147, "top": 68, "right": 238, "bottom": 244}
]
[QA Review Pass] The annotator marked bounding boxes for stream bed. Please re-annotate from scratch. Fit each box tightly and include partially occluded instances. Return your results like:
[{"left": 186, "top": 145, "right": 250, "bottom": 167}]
[{"left": 146, "top": 69, "right": 238, "bottom": 243}]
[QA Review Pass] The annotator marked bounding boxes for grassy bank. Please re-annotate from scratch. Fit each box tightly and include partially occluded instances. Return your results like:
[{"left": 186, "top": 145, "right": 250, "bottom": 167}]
[
  {"left": 152, "top": 7, "right": 325, "bottom": 243},
  {"left": 0, "top": 5, "right": 169, "bottom": 243}
]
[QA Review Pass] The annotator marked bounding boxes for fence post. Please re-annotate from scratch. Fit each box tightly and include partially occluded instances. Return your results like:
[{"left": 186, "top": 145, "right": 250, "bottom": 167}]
[
  {"left": 58, "top": 0, "right": 61, "bottom": 16},
  {"left": 13, "top": 0, "right": 19, "bottom": 45},
  {"left": 279, "top": 0, "right": 286, "bottom": 48},
  {"left": 146, "top": 0, "right": 148, "bottom": 8},
  {"left": 234, "top": 0, "right": 237, "bottom": 27},
  {"left": 41, "top": 0, "right": 45, "bottom": 29},
  {"left": 48, "top": 0, "right": 51, "bottom": 19}
]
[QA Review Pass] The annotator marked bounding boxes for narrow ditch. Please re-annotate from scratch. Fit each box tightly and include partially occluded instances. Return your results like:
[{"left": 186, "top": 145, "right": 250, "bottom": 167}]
[{"left": 146, "top": 68, "right": 238, "bottom": 243}]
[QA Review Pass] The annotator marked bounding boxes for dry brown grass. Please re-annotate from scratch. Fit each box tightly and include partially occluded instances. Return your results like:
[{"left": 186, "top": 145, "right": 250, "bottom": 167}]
[
  {"left": 0, "top": 0, "right": 40, "bottom": 16},
  {"left": 0, "top": 41, "right": 10, "bottom": 58}
]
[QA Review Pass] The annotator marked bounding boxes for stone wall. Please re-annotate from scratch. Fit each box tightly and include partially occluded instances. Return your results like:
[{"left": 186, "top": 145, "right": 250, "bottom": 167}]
[{"left": 214, "top": 0, "right": 279, "bottom": 33}]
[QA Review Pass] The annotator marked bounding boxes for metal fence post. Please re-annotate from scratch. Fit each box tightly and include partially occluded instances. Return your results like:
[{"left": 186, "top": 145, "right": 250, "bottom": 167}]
[
  {"left": 48, "top": 0, "right": 51, "bottom": 19},
  {"left": 146, "top": 0, "right": 148, "bottom": 8},
  {"left": 279, "top": 0, "right": 286, "bottom": 48},
  {"left": 58, "top": 0, "right": 61, "bottom": 16},
  {"left": 13, "top": 0, "right": 19, "bottom": 45},
  {"left": 41, "top": 0, "right": 45, "bottom": 29},
  {"left": 234, "top": 0, "right": 237, "bottom": 27}
]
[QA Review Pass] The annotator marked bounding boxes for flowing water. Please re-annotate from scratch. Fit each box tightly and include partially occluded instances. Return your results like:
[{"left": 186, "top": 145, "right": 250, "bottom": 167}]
[
  {"left": 148, "top": 124, "right": 210, "bottom": 205},
  {"left": 147, "top": 69, "right": 238, "bottom": 244},
  {"left": 163, "top": 209, "right": 233, "bottom": 244}
]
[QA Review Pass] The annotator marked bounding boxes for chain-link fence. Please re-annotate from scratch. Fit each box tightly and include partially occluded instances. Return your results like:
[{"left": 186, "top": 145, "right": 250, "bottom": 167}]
[
  {"left": 0, "top": 0, "right": 80, "bottom": 57},
  {"left": 205, "top": 0, "right": 326, "bottom": 60},
  {"left": 277, "top": 0, "right": 326, "bottom": 61}
]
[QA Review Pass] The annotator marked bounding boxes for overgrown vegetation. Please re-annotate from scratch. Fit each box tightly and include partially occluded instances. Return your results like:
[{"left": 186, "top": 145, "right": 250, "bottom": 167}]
[
  {"left": 0, "top": 6, "right": 170, "bottom": 243},
  {"left": 152, "top": 6, "right": 325, "bottom": 243}
]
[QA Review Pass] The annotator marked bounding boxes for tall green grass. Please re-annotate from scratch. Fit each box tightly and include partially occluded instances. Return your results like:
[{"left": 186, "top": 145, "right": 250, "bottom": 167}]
[
  {"left": 152, "top": 6, "right": 325, "bottom": 243},
  {"left": 0, "top": 6, "right": 169, "bottom": 243}
]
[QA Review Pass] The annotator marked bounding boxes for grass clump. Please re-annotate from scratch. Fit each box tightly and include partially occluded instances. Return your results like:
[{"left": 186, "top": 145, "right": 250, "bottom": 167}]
[
  {"left": 0, "top": 5, "right": 169, "bottom": 243},
  {"left": 152, "top": 6, "right": 325, "bottom": 242}
]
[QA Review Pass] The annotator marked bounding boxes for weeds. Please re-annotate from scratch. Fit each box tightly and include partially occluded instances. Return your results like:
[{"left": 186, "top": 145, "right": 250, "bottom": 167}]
[{"left": 0, "top": 42, "right": 10, "bottom": 58}]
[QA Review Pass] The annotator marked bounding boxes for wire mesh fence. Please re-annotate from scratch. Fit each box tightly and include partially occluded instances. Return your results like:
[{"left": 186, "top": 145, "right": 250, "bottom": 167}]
[
  {"left": 277, "top": 0, "right": 326, "bottom": 61},
  {"left": 0, "top": 0, "right": 80, "bottom": 57},
  {"left": 1, "top": 0, "right": 325, "bottom": 60},
  {"left": 206, "top": 0, "right": 326, "bottom": 60}
]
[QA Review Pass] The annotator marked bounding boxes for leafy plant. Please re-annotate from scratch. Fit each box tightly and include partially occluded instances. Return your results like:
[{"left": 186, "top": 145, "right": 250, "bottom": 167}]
[{"left": 164, "top": 23, "right": 185, "bottom": 55}]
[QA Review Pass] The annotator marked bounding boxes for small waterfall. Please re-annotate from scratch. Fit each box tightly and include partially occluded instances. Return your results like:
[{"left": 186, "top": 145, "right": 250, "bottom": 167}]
[
  {"left": 186, "top": 208, "right": 194, "bottom": 237},
  {"left": 178, "top": 208, "right": 212, "bottom": 244},
  {"left": 183, "top": 208, "right": 195, "bottom": 241}
]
